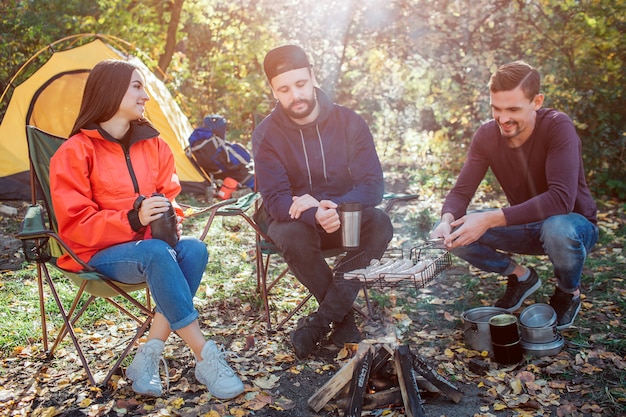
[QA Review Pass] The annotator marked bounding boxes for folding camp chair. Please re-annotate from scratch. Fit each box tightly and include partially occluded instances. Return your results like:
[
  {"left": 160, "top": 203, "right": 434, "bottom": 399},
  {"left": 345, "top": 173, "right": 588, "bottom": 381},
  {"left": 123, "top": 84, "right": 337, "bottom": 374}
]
[
  {"left": 203, "top": 191, "right": 419, "bottom": 334},
  {"left": 231, "top": 115, "right": 421, "bottom": 332},
  {"left": 188, "top": 193, "right": 300, "bottom": 332},
  {"left": 255, "top": 234, "right": 346, "bottom": 334},
  {"left": 16, "top": 126, "right": 232, "bottom": 386}
]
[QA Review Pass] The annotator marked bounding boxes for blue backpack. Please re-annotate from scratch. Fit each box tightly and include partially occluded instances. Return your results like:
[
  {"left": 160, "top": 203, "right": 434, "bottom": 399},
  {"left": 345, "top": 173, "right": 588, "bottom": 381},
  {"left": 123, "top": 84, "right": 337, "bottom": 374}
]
[{"left": 185, "top": 115, "right": 254, "bottom": 189}]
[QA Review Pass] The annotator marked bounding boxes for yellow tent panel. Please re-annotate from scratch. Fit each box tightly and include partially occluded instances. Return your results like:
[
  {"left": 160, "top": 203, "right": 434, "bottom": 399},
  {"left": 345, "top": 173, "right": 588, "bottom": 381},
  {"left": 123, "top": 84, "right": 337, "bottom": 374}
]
[{"left": 0, "top": 34, "right": 206, "bottom": 199}]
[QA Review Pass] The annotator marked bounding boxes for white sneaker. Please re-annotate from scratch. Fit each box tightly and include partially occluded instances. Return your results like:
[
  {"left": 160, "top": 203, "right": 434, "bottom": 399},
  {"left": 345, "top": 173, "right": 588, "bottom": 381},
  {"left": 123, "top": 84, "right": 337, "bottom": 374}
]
[
  {"left": 195, "top": 340, "right": 244, "bottom": 399},
  {"left": 126, "top": 339, "right": 166, "bottom": 397}
]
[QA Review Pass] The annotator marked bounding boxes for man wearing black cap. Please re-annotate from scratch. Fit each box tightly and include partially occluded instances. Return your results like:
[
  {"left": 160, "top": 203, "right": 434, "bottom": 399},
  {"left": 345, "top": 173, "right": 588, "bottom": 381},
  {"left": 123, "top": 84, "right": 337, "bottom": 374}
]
[{"left": 252, "top": 45, "right": 393, "bottom": 358}]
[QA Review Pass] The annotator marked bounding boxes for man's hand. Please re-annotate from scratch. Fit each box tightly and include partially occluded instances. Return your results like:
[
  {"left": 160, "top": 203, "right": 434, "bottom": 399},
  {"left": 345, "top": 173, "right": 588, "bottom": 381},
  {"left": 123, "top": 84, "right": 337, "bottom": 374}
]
[
  {"left": 289, "top": 194, "right": 319, "bottom": 219},
  {"left": 444, "top": 209, "right": 505, "bottom": 249},
  {"left": 430, "top": 212, "right": 454, "bottom": 241},
  {"left": 315, "top": 200, "right": 340, "bottom": 233}
]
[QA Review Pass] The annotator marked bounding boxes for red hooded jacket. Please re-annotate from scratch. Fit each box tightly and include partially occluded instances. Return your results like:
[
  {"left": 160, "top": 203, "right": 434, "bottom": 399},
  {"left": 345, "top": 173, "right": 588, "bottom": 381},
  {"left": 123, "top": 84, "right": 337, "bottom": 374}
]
[{"left": 50, "top": 121, "right": 182, "bottom": 271}]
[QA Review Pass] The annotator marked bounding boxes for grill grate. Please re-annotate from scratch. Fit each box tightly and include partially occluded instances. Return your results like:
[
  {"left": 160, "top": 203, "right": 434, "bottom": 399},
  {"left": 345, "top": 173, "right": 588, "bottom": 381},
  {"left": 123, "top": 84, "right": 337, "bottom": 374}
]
[{"left": 334, "top": 245, "right": 452, "bottom": 291}]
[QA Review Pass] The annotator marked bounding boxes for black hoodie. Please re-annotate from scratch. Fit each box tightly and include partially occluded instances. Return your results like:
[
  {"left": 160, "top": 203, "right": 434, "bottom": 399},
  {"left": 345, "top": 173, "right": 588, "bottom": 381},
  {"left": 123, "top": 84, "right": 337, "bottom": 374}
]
[{"left": 252, "top": 88, "right": 384, "bottom": 227}]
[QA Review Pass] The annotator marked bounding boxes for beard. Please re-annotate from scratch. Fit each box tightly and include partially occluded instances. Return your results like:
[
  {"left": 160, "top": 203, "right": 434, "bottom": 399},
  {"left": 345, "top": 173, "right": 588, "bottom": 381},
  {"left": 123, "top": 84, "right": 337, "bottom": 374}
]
[
  {"left": 283, "top": 96, "right": 317, "bottom": 120},
  {"left": 497, "top": 120, "right": 521, "bottom": 139}
]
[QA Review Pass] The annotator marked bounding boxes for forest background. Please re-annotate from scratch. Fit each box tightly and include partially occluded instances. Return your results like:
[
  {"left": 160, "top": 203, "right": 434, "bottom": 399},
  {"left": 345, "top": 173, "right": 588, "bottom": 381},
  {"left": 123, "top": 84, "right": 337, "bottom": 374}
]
[
  {"left": 1, "top": 2, "right": 625, "bottom": 416},
  {"left": 1, "top": 0, "right": 624, "bottom": 201}
]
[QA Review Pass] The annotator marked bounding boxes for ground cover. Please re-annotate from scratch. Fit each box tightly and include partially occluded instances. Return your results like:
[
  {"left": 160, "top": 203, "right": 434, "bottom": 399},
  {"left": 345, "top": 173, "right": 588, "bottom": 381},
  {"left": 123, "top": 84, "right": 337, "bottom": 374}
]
[{"left": 0, "top": 187, "right": 624, "bottom": 417}]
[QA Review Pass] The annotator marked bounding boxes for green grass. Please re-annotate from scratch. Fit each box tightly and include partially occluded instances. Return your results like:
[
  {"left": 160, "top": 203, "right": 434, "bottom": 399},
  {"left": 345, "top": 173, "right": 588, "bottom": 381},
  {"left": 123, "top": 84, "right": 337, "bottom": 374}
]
[
  {"left": 0, "top": 263, "right": 143, "bottom": 356},
  {"left": 0, "top": 267, "right": 43, "bottom": 352}
]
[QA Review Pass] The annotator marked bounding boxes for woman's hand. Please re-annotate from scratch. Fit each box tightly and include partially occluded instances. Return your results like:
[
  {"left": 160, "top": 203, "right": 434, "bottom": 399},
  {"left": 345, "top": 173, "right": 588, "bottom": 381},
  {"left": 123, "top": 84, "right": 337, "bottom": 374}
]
[{"left": 138, "top": 194, "right": 170, "bottom": 227}]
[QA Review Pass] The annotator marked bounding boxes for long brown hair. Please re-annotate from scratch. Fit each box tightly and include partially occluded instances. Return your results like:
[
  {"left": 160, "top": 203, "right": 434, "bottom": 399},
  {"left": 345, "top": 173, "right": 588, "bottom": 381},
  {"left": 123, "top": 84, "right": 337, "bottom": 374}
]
[{"left": 70, "top": 59, "right": 147, "bottom": 136}]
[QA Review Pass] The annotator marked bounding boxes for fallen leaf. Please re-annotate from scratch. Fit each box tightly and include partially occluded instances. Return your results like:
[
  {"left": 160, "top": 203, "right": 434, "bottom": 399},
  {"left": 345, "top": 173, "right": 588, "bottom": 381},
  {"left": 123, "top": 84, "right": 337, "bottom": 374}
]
[
  {"left": 493, "top": 402, "right": 507, "bottom": 411},
  {"left": 78, "top": 398, "right": 92, "bottom": 407},
  {"left": 170, "top": 397, "right": 185, "bottom": 409},
  {"left": 245, "top": 393, "right": 274, "bottom": 410},
  {"left": 510, "top": 378, "right": 523, "bottom": 395},
  {"left": 252, "top": 374, "right": 280, "bottom": 390}
]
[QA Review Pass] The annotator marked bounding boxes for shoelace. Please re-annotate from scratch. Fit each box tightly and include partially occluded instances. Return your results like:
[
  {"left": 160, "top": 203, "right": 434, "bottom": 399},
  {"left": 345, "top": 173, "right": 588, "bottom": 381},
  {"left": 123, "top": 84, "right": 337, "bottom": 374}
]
[
  {"left": 160, "top": 356, "right": 170, "bottom": 393},
  {"left": 144, "top": 348, "right": 171, "bottom": 394},
  {"left": 208, "top": 345, "right": 237, "bottom": 377},
  {"left": 499, "top": 276, "right": 520, "bottom": 303}
]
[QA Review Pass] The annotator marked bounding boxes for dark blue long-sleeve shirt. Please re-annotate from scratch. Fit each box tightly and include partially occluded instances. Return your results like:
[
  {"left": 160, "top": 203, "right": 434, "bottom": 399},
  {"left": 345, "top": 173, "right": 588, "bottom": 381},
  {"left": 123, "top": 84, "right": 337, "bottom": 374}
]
[{"left": 252, "top": 88, "right": 384, "bottom": 227}]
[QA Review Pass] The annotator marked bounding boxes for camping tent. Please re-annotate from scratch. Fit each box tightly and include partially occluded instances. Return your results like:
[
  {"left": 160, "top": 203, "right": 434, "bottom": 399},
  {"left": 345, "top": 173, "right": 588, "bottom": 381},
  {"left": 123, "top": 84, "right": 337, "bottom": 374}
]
[{"left": 0, "top": 34, "right": 207, "bottom": 200}]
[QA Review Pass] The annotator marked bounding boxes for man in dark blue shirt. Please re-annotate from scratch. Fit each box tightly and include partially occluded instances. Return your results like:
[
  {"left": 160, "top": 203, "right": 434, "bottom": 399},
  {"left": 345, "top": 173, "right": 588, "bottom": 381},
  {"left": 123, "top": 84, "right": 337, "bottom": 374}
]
[{"left": 252, "top": 45, "right": 393, "bottom": 358}]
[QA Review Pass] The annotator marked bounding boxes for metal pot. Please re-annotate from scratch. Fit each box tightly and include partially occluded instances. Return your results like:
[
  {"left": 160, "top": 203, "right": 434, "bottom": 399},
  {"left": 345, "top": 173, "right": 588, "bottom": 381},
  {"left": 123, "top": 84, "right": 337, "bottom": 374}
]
[
  {"left": 521, "top": 334, "right": 565, "bottom": 357},
  {"left": 519, "top": 303, "right": 557, "bottom": 328},
  {"left": 462, "top": 307, "right": 508, "bottom": 353},
  {"left": 520, "top": 322, "right": 559, "bottom": 344}
]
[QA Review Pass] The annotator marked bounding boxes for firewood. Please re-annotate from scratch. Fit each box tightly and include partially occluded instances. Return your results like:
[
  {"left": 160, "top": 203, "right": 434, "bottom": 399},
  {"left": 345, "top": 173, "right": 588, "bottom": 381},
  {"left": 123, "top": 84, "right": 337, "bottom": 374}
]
[
  {"left": 369, "top": 376, "right": 396, "bottom": 391},
  {"left": 370, "top": 345, "right": 392, "bottom": 375},
  {"left": 336, "top": 387, "right": 403, "bottom": 410},
  {"left": 410, "top": 348, "right": 464, "bottom": 403},
  {"left": 395, "top": 345, "right": 427, "bottom": 417},
  {"left": 344, "top": 346, "right": 374, "bottom": 417},
  {"left": 468, "top": 358, "right": 491, "bottom": 375},
  {"left": 415, "top": 375, "right": 440, "bottom": 393},
  {"left": 308, "top": 342, "right": 374, "bottom": 412}
]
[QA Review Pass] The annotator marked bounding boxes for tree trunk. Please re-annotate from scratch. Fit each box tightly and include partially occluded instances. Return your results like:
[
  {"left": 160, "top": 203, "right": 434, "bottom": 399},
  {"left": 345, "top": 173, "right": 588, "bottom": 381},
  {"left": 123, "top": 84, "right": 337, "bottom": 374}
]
[{"left": 157, "top": 0, "right": 184, "bottom": 79}]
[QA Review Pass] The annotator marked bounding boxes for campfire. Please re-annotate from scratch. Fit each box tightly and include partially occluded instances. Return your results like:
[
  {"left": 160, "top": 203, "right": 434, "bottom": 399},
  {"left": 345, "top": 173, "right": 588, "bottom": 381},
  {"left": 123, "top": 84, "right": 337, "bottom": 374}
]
[
  {"left": 310, "top": 246, "right": 459, "bottom": 416},
  {"left": 308, "top": 342, "right": 463, "bottom": 416}
]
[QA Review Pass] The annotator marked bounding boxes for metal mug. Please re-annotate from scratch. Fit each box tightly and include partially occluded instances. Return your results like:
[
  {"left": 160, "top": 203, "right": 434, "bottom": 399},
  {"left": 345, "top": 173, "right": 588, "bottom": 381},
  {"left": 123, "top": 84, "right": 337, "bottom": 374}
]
[
  {"left": 489, "top": 314, "right": 520, "bottom": 345},
  {"left": 339, "top": 202, "right": 362, "bottom": 249},
  {"left": 150, "top": 193, "right": 178, "bottom": 247},
  {"left": 489, "top": 314, "right": 523, "bottom": 365}
]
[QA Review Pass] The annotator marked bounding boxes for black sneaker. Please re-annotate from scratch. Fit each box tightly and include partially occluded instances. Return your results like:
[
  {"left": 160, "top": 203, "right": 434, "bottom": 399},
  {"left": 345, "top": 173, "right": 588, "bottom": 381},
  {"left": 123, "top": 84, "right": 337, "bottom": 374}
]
[
  {"left": 494, "top": 267, "right": 541, "bottom": 312},
  {"left": 550, "top": 287, "right": 581, "bottom": 330},
  {"left": 329, "top": 311, "right": 361, "bottom": 347},
  {"left": 290, "top": 312, "right": 331, "bottom": 358}
]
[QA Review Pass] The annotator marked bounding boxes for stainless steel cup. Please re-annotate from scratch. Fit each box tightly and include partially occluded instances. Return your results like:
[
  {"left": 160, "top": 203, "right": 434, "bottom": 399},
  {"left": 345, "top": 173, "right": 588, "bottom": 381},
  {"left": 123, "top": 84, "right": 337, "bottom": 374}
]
[{"left": 339, "top": 202, "right": 362, "bottom": 249}]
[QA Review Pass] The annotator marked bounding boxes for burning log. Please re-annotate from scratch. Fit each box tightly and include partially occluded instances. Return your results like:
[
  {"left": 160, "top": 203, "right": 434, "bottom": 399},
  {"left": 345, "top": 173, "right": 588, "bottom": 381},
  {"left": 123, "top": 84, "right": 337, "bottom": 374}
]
[
  {"left": 344, "top": 346, "right": 375, "bottom": 417},
  {"left": 395, "top": 345, "right": 427, "bottom": 417},
  {"left": 308, "top": 342, "right": 374, "bottom": 413},
  {"left": 410, "top": 348, "right": 464, "bottom": 403},
  {"left": 308, "top": 342, "right": 463, "bottom": 415},
  {"left": 336, "top": 387, "right": 403, "bottom": 410}
]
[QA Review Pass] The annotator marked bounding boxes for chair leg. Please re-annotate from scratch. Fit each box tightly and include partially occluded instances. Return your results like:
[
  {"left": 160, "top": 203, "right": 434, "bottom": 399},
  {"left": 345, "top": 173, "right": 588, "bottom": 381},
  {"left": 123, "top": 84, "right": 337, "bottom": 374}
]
[
  {"left": 50, "top": 282, "right": 93, "bottom": 356},
  {"left": 276, "top": 293, "right": 313, "bottom": 331},
  {"left": 258, "top": 251, "right": 273, "bottom": 333},
  {"left": 40, "top": 264, "right": 97, "bottom": 385},
  {"left": 39, "top": 264, "right": 154, "bottom": 387},
  {"left": 103, "top": 309, "right": 153, "bottom": 386},
  {"left": 103, "top": 280, "right": 154, "bottom": 317},
  {"left": 37, "top": 263, "right": 48, "bottom": 352},
  {"left": 258, "top": 250, "right": 316, "bottom": 333}
]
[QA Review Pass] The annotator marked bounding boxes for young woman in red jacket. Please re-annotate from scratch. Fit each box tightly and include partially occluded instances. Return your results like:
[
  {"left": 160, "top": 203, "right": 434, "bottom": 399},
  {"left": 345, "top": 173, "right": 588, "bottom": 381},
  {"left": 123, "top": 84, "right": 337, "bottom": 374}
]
[{"left": 50, "top": 59, "right": 244, "bottom": 399}]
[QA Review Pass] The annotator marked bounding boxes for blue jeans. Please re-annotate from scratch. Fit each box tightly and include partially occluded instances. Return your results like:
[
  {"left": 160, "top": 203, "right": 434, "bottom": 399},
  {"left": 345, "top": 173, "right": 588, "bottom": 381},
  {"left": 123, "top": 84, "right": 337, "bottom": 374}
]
[
  {"left": 267, "top": 207, "right": 393, "bottom": 323},
  {"left": 89, "top": 237, "right": 209, "bottom": 331},
  {"left": 450, "top": 213, "right": 598, "bottom": 292}
]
